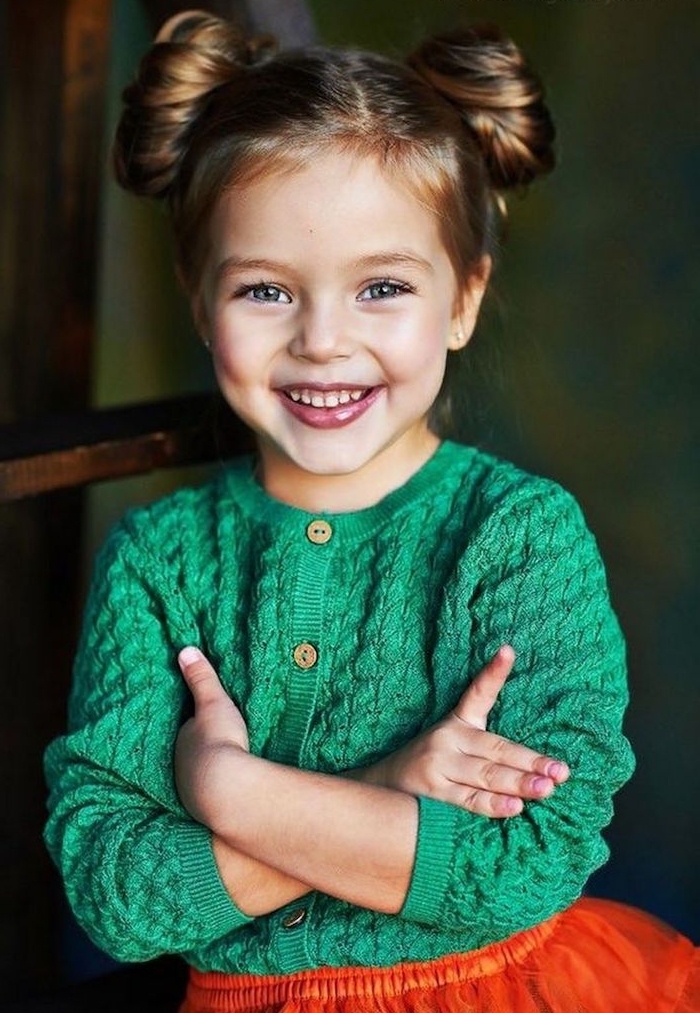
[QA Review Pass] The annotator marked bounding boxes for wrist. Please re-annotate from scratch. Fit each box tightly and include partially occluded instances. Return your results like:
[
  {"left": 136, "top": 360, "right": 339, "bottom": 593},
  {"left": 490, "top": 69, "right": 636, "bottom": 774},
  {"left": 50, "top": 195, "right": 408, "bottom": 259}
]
[
  {"left": 345, "top": 760, "right": 382, "bottom": 787},
  {"left": 206, "top": 748, "right": 272, "bottom": 839},
  {"left": 213, "top": 835, "right": 311, "bottom": 916},
  {"left": 190, "top": 743, "right": 250, "bottom": 832}
]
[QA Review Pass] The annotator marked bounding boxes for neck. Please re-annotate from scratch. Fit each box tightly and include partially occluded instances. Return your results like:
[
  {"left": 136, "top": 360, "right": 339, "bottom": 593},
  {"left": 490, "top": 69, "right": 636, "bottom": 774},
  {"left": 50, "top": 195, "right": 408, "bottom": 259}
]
[{"left": 256, "top": 432, "right": 441, "bottom": 513}]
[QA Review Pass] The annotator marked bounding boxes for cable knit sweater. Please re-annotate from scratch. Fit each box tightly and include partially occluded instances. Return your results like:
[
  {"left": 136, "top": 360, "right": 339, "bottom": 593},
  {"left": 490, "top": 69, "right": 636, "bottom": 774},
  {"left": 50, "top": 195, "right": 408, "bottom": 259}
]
[{"left": 44, "top": 440, "right": 635, "bottom": 974}]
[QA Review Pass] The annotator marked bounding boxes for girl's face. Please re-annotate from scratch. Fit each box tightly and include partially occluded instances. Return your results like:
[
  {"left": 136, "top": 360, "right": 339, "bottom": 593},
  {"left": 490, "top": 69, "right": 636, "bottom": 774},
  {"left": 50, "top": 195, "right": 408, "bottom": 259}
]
[{"left": 196, "top": 149, "right": 487, "bottom": 511}]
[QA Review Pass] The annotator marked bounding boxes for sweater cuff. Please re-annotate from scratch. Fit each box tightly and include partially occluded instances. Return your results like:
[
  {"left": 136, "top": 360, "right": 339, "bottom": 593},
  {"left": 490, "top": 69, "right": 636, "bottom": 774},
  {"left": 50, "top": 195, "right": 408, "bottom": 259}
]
[
  {"left": 400, "top": 795, "right": 460, "bottom": 924},
  {"left": 178, "top": 822, "right": 253, "bottom": 936}
]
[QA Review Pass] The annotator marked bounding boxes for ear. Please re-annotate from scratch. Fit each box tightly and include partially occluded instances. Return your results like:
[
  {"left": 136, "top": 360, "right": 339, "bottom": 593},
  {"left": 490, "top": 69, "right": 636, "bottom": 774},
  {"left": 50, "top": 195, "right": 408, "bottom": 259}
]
[
  {"left": 192, "top": 293, "right": 212, "bottom": 350},
  {"left": 447, "top": 255, "right": 492, "bottom": 351}
]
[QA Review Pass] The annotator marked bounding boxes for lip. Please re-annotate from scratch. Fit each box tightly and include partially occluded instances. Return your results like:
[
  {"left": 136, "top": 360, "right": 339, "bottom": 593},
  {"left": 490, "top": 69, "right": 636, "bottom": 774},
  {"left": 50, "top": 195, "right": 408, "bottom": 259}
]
[{"left": 275, "top": 385, "right": 384, "bottom": 429}]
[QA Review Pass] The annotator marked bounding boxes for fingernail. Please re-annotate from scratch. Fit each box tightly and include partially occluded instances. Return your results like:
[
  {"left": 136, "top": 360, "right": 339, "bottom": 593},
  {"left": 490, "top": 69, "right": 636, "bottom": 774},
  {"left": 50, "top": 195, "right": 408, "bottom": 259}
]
[
  {"left": 178, "top": 646, "right": 202, "bottom": 667},
  {"left": 532, "top": 776, "right": 553, "bottom": 795},
  {"left": 546, "top": 761, "right": 567, "bottom": 780}
]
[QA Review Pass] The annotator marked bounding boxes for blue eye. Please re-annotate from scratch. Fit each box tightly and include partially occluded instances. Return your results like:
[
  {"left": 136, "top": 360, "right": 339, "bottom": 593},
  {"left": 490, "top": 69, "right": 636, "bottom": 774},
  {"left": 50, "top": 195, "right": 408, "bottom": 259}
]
[
  {"left": 359, "top": 280, "right": 413, "bottom": 301},
  {"left": 237, "top": 283, "right": 291, "bottom": 304}
]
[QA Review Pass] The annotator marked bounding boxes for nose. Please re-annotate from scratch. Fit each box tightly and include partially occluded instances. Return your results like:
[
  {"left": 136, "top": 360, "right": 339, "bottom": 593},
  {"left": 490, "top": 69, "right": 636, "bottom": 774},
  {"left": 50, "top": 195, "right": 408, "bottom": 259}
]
[{"left": 288, "top": 304, "right": 351, "bottom": 363}]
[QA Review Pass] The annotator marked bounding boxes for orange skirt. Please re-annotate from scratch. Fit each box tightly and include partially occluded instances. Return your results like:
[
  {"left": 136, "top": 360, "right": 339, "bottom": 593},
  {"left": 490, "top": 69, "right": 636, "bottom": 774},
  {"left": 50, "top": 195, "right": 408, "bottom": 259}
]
[{"left": 180, "top": 898, "right": 699, "bottom": 1013}]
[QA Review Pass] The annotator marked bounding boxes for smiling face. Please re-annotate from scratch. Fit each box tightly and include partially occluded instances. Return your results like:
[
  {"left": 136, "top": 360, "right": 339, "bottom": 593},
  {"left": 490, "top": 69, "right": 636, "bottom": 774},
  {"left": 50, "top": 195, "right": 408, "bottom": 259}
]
[{"left": 196, "top": 149, "right": 488, "bottom": 511}]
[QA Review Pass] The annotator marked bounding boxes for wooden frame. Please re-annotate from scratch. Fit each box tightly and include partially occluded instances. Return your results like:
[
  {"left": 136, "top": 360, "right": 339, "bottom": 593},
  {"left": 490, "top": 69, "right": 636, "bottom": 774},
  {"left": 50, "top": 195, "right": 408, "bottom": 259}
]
[{"left": 0, "top": 394, "right": 254, "bottom": 501}]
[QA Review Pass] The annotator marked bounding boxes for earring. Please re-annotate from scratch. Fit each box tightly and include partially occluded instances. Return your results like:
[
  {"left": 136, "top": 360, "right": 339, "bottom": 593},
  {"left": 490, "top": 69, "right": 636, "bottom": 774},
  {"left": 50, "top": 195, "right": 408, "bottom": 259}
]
[
  {"left": 202, "top": 337, "right": 211, "bottom": 351},
  {"left": 449, "top": 330, "right": 465, "bottom": 350}
]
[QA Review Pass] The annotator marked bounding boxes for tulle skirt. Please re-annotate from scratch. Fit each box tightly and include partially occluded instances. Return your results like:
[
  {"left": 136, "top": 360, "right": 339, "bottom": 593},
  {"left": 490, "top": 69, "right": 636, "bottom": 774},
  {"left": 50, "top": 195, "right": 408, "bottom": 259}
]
[{"left": 180, "top": 898, "right": 699, "bottom": 1013}]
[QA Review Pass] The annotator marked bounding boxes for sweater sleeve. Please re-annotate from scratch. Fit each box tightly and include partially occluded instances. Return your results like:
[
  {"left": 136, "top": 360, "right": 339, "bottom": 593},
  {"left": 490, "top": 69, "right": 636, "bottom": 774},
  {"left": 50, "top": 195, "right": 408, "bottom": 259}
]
[
  {"left": 399, "top": 482, "right": 635, "bottom": 939},
  {"left": 43, "top": 514, "right": 252, "bottom": 963}
]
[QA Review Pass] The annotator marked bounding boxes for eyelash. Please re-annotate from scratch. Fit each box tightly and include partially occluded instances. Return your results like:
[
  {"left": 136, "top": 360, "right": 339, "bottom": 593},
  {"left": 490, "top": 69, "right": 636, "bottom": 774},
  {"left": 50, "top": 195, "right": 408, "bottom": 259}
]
[
  {"left": 231, "top": 278, "right": 415, "bottom": 304},
  {"left": 358, "top": 279, "right": 415, "bottom": 301},
  {"left": 233, "top": 282, "right": 292, "bottom": 304}
]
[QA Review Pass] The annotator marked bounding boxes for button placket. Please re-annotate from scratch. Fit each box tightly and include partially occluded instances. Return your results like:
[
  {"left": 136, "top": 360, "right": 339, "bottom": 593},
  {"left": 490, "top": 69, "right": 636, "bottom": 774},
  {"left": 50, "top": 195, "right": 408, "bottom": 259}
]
[
  {"left": 275, "top": 896, "right": 315, "bottom": 972},
  {"left": 273, "top": 519, "right": 334, "bottom": 767}
]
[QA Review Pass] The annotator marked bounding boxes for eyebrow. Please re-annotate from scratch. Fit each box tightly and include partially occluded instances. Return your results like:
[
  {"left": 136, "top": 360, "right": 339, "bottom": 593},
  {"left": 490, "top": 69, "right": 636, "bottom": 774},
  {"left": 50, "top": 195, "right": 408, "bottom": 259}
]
[
  {"left": 215, "top": 256, "right": 291, "bottom": 284},
  {"left": 215, "top": 249, "right": 435, "bottom": 284},
  {"left": 352, "top": 250, "right": 435, "bottom": 274}
]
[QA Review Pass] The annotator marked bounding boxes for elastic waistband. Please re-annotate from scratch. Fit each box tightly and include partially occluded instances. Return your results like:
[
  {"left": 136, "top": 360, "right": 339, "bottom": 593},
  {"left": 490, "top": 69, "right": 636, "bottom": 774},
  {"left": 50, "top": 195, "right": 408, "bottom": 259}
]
[{"left": 185, "top": 912, "right": 562, "bottom": 1009}]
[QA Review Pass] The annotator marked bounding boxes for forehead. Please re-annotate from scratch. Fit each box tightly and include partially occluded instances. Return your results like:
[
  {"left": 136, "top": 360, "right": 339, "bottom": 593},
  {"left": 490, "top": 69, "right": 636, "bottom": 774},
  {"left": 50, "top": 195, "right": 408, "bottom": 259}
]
[{"left": 207, "top": 148, "right": 452, "bottom": 267}]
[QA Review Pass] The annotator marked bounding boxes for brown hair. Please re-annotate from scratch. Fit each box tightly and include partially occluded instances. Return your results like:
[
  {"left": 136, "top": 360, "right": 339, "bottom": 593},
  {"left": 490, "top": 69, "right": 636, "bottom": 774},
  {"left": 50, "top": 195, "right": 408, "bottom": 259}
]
[
  {"left": 113, "top": 12, "right": 555, "bottom": 433},
  {"left": 114, "top": 13, "right": 554, "bottom": 286}
]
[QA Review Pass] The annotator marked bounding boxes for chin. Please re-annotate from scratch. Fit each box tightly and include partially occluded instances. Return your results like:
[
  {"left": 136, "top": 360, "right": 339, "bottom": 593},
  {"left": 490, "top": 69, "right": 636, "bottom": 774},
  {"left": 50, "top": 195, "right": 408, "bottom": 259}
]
[{"left": 292, "top": 451, "right": 371, "bottom": 478}]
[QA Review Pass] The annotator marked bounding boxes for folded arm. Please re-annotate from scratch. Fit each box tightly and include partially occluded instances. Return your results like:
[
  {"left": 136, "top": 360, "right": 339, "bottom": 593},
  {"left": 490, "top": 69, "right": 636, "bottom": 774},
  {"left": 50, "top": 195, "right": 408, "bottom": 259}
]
[
  {"left": 45, "top": 482, "right": 634, "bottom": 959},
  {"left": 44, "top": 513, "right": 564, "bottom": 959},
  {"left": 175, "top": 486, "right": 635, "bottom": 940}
]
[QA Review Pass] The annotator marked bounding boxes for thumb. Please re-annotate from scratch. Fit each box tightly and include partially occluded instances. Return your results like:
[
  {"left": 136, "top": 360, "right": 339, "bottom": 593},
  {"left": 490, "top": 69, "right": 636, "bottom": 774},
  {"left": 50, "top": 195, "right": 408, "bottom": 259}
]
[
  {"left": 453, "top": 644, "right": 515, "bottom": 729},
  {"left": 178, "top": 646, "right": 225, "bottom": 708}
]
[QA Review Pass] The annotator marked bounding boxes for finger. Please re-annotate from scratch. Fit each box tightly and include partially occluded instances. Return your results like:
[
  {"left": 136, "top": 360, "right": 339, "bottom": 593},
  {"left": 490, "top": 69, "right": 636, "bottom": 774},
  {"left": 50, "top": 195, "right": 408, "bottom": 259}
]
[
  {"left": 177, "top": 646, "right": 226, "bottom": 708},
  {"left": 457, "top": 787, "right": 524, "bottom": 819},
  {"left": 453, "top": 645, "right": 515, "bottom": 728},
  {"left": 439, "top": 744, "right": 558, "bottom": 799},
  {"left": 486, "top": 737, "right": 570, "bottom": 784},
  {"left": 461, "top": 760, "right": 557, "bottom": 800},
  {"left": 547, "top": 759, "right": 570, "bottom": 784},
  {"left": 454, "top": 725, "right": 569, "bottom": 783}
]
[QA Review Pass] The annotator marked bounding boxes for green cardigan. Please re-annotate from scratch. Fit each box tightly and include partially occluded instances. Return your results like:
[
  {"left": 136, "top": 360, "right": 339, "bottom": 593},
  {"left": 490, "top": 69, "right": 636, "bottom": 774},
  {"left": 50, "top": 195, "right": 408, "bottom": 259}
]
[{"left": 44, "top": 441, "right": 635, "bottom": 974}]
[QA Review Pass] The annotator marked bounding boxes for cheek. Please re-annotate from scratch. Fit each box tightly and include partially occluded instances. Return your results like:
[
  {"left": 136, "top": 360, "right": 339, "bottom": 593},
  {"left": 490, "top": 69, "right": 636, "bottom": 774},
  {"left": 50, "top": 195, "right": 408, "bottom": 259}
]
[
  {"left": 388, "top": 318, "right": 449, "bottom": 381},
  {"left": 211, "top": 317, "right": 262, "bottom": 382},
  {"left": 213, "top": 343, "right": 256, "bottom": 394},
  {"left": 211, "top": 307, "right": 288, "bottom": 378}
]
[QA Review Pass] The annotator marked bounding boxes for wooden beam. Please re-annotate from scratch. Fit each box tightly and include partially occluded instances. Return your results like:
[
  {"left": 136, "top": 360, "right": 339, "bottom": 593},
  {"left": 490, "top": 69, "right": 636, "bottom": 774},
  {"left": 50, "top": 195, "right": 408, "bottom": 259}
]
[{"left": 0, "top": 394, "right": 254, "bottom": 501}]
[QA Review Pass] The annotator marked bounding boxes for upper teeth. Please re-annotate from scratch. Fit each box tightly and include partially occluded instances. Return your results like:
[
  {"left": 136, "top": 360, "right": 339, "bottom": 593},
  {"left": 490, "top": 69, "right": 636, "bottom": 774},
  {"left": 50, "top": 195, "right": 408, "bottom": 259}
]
[{"left": 287, "top": 388, "right": 366, "bottom": 407}]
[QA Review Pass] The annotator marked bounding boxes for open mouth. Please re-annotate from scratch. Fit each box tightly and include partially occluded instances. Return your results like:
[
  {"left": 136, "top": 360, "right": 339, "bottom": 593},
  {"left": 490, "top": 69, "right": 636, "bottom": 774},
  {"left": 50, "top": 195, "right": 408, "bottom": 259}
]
[
  {"left": 277, "top": 385, "right": 381, "bottom": 429},
  {"left": 283, "top": 388, "right": 372, "bottom": 408}
]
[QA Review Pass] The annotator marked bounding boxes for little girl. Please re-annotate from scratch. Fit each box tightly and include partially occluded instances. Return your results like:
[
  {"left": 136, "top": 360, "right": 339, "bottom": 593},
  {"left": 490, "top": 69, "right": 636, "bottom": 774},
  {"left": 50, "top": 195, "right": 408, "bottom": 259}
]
[{"left": 44, "top": 10, "right": 699, "bottom": 1012}]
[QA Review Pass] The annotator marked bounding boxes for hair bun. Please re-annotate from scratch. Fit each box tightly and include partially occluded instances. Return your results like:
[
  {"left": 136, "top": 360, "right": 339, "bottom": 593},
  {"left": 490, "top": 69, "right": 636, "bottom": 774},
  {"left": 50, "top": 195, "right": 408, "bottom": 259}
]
[
  {"left": 407, "top": 25, "right": 555, "bottom": 190},
  {"left": 113, "top": 10, "right": 276, "bottom": 199}
]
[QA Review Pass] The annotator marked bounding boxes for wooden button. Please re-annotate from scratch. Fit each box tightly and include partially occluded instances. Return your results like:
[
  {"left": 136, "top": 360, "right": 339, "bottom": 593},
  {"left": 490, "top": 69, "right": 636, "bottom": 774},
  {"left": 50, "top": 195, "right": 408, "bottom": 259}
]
[
  {"left": 293, "top": 642, "right": 318, "bottom": 669},
  {"left": 281, "top": 907, "right": 307, "bottom": 929},
  {"left": 306, "top": 519, "right": 332, "bottom": 544}
]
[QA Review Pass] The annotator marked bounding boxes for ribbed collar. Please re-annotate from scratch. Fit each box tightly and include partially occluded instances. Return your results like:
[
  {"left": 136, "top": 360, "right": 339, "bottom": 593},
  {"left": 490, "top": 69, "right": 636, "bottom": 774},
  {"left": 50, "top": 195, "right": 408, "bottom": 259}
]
[{"left": 219, "top": 440, "right": 473, "bottom": 543}]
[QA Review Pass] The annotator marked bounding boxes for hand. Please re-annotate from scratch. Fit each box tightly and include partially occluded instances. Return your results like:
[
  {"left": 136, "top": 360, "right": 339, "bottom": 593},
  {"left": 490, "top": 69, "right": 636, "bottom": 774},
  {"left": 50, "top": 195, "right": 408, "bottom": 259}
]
[
  {"left": 355, "top": 646, "right": 570, "bottom": 818},
  {"left": 174, "top": 646, "right": 249, "bottom": 826}
]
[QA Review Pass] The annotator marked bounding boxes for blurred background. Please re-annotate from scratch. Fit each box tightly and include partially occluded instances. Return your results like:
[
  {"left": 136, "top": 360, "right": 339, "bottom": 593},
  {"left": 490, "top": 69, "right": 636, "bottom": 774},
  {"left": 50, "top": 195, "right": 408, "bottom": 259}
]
[{"left": 1, "top": 0, "right": 698, "bottom": 1001}]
